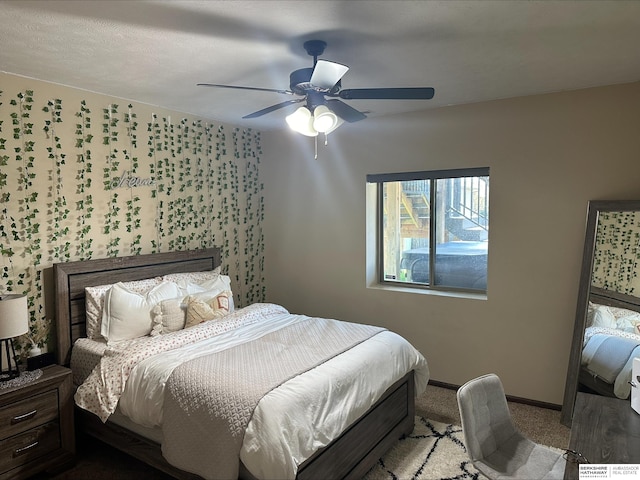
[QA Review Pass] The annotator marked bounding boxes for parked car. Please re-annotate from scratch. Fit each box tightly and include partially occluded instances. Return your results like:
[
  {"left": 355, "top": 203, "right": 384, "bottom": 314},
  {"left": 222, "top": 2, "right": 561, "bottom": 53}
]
[{"left": 400, "top": 241, "right": 488, "bottom": 290}]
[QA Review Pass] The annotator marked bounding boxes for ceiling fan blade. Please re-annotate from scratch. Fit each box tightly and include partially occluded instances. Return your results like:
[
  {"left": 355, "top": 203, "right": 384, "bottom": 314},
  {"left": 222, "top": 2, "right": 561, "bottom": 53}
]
[
  {"left": 326, "top": 99, "right": 367, "bottom": 123},
  {"left": 310, "top": 60, "right": 349, "bottom": 90},
  {"left": 242, "top": 99, "right": 304, "bottom": 119},
  {"left": 197, "top": 83, "right": 294, "bottom": 96},
  {"left": 339, "top": 87, "right": 435, "bottom": 100}
]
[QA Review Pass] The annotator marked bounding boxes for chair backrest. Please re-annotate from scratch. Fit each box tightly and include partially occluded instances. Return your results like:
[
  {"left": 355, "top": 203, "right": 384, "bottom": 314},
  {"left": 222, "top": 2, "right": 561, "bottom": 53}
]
[{"left": 456, "top": 373, "right": 517, "bottom": 462}]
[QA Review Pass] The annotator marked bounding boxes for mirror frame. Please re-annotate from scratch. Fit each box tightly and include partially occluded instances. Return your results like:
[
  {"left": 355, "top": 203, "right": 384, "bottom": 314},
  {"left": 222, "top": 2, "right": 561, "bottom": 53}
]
[{"left": 561, "top": 199, "right": 640, "bottom": 426}]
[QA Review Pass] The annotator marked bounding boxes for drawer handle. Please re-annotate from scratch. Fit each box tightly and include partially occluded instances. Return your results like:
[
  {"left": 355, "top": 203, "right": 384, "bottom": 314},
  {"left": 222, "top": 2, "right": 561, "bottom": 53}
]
[
  {"left": 11, "top": 410, "right": 37, "bottom": 424},
  {"left": 13, "top": 441, "right": 39, "bottom": 457}
]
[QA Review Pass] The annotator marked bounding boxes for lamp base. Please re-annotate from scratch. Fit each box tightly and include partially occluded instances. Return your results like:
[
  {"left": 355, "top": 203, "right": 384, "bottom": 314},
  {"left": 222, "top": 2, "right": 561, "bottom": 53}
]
[{"left": 0, "top": 338, "right": 21, "bottom": 382}]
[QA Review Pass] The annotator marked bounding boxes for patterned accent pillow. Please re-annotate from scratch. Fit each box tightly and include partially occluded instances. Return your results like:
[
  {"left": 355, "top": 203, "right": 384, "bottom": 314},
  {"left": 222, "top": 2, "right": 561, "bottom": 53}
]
[
  {"left": 189, "top": 284, "right": 235, "bottom": 311},
  {"left": 184, "top": 291, "right": 233, "bottom": 329},
  {"left": 162, "top": 267, "right": 221, "bottom": 286},
  {"left": 150, "top": 298, "right": 187, "bottom": 336},
  {"left": 85, "top": 278, "right": 162, "bottom": 339}
]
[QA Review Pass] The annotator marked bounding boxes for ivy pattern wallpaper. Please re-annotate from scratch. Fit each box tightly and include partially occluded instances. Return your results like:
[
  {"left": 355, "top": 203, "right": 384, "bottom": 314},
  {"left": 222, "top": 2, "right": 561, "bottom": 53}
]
[
  {"left": 591, "top": 210, "right": 640, "bottom": 296},
  {"left": 0, "top": 76, "right": 265, "bottom": 360}
]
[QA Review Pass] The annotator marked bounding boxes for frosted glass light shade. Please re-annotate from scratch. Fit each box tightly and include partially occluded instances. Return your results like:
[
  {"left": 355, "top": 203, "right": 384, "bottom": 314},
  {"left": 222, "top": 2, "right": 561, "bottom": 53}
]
[
  {"left": 312, "top": 105, "right": 339, "bottom": 133},
  {"left": 286, "top": 107, "right": 318, "bottom": 137},
  {"left": 0, "top": 295, "right": 29, "bottom": 339},
  {"left": 324, "top": 116, "right": 344, "bottom": 135}
]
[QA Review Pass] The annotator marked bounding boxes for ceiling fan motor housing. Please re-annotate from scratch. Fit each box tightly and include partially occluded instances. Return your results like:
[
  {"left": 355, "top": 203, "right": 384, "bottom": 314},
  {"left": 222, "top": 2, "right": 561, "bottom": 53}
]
[
  {"left": 290, "top": 67, "right": 342, "bottom": 96},
  {"left": 289, "top": 68, "right": 314, "bottom": 95}
]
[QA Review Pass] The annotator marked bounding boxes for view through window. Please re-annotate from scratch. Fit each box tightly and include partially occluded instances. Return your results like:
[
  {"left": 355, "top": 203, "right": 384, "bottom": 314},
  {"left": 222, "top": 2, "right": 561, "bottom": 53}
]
[{"left": 367, "top": 168, "right": 489, "bottom": 292}]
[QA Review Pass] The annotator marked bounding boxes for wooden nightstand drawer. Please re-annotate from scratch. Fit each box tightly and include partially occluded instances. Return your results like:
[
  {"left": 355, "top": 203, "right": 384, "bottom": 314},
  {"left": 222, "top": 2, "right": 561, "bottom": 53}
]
[
  {"left": 0, "top": 366, "right": 74, "bottom": 480},
  {"left": 0, "top": 421, "right": 60, "bottom": 473},
  {"left": 0, "top": 390, "right": 58, "bottom": 440}
]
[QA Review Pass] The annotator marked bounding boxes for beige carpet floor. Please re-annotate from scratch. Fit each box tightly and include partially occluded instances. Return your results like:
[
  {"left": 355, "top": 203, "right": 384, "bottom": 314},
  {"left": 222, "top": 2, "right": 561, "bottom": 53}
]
[
  {"left": 418, "top": 383, "right": 570, "bottom": 449},
  {"left": 39, "top": 383, "right": 571, "bottom": 479}
]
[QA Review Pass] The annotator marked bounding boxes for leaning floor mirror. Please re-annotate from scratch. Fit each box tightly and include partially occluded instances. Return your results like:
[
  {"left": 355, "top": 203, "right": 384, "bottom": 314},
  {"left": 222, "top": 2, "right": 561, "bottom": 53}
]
[{"left": 561, "top": 200, "right": 640, "bottom": 426}]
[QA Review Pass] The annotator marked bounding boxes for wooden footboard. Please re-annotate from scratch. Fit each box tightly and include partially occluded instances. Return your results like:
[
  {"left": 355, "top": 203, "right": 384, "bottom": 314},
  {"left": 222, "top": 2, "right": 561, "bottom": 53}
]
[
  {"left": 297, "top": 371, "right": 415, "bottom": 480},
  {"left": 77, "top": 371, "right": 416, "bottom": 480},
  {"left": 577, "top": 367, "right": 617, "bottom": 398}
]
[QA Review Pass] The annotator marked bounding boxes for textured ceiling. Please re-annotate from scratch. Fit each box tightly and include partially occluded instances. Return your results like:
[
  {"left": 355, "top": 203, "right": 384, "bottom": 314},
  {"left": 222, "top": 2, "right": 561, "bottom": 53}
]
[{"left": 1, "top": 0, "right": 640, "bottom": 131}]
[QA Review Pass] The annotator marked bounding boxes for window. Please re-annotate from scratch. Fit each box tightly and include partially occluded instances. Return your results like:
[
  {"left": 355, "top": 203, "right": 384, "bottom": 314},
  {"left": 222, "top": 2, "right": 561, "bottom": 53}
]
[{"left": 367, "top": 168, "right": 489, "bottom": 292}]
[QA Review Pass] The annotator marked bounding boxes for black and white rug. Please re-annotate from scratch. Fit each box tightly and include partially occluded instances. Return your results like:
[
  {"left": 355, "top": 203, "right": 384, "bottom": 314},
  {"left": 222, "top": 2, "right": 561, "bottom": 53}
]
[{"left": 363, "top": 416, "right": 482, "bottom": 480}]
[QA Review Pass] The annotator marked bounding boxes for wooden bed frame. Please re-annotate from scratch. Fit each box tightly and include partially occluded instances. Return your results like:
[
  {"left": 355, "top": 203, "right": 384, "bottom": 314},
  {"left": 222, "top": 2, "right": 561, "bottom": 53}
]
[
  {"left": 54, "top": 248, "right": 416, "bottom": 480},
  {"left": 578, "top": 286, "right": 640, "bottom": 398}
]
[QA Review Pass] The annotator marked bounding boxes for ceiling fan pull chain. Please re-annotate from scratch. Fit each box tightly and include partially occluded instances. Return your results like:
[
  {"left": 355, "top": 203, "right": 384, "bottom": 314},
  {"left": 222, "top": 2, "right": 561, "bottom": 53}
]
[
  {"left": 314, "top": 135, "right": 318, "bottom": 160},
  {"left": 324, "top": 133, "right": 329, "bottom": 146}
]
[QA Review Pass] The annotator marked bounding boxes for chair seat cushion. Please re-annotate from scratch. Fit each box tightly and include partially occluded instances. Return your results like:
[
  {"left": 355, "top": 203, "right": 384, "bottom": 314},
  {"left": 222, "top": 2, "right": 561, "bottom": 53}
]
[{"left": 478, "top": 434, "right": 565, "bottom": 480}]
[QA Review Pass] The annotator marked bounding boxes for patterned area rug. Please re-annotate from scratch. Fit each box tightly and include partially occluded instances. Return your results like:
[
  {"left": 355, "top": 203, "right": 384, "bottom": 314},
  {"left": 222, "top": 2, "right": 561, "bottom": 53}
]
[{"left": 364, "top": 416, "right": 482, "bottom": 480}]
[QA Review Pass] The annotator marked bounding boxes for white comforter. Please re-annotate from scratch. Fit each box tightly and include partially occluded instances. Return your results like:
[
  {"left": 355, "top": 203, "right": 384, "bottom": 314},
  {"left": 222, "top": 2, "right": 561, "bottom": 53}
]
[
  {"left": 582, "top": 326, "right": 640, "bottom": 399},
  {"left": 76, "top": 303, "right": 429, "bottom": 479}
]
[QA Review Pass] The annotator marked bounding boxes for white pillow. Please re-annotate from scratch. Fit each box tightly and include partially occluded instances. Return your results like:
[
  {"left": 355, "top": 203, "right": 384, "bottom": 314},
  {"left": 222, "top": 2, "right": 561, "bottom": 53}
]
[
  {"left": 591, "top": 305, "right": 617, "bottom": 329},
  {"left": 85, "top": 278, "right": 161, "bottom": 339},
  {"left": 101, "top": 281, "right": 181, "bottom": 343},
  {"left": 617, "top": 314, "right": 640, "bottom": 334},
  {"left": 176, "top": 274, "right": 231, "bottom": 295},
  {"left": 173, "top": 272, "right": 234, "bottom": 310}
]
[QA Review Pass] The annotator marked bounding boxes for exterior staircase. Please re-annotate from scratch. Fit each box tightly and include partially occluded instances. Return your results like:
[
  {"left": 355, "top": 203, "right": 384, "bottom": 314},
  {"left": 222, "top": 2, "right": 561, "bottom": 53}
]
[{"left": 399, "top": 177, "right": 488, "bottom": 242}]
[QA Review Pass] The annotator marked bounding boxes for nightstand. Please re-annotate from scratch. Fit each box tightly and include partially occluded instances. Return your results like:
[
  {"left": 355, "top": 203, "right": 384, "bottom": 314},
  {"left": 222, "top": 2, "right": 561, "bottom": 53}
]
[{"left": 0, "top": 365, "right": 74, "bottom": 480}]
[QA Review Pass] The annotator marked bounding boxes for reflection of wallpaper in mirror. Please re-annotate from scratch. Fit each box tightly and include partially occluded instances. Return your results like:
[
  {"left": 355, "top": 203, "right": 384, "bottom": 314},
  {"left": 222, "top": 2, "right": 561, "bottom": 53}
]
[{"left": 591, "top": 211, "right": 640, "bottom": 295}]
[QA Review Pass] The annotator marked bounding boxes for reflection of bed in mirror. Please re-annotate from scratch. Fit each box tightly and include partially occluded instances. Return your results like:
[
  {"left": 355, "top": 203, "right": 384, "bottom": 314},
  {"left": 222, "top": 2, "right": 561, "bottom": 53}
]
[
  {"left": 578, "top": 286, "right": 640, "bottom": 398},
  {"left": 562, "top": 200, "right": 640, "bottom": 426}
]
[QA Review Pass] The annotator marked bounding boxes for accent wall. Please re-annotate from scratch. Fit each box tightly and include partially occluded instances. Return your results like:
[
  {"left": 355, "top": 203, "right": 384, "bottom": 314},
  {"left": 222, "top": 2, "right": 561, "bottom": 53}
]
[{"left": 0, "top": 72, "right": 265, "bottom": 359}]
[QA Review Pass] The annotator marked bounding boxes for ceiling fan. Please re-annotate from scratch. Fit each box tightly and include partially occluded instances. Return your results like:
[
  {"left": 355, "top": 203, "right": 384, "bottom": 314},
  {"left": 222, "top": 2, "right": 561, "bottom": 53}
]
[{"left": 197, "top": 40, "right": 435, "bottom": 137}]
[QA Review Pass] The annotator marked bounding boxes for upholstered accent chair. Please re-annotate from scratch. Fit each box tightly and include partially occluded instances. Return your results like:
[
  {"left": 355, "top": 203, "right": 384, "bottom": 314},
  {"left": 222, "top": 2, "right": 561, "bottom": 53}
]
[{"left": 456, "top": 374, "right": 565, "bottom": 479}]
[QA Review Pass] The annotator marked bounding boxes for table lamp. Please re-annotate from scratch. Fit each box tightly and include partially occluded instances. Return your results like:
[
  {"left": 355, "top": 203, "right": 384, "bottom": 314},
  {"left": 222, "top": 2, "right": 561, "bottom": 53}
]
[{"left": 0, "top": 294, "right": 29, "bottom": 381}]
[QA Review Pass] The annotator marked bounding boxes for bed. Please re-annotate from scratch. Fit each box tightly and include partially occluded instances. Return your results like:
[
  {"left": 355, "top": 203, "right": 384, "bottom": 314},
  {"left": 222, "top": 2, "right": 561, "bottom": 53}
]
[
  {"left": 579, "top": 286, "right": 640, "bottom": 399},
  {"left": 54, "top": 248, "right": 429, "bottom": 480}
]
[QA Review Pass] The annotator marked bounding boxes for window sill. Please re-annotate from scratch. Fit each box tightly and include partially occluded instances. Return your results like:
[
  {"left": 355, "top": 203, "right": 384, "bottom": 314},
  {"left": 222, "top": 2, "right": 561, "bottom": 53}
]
[{"left": 367, "top": 282, "right": 487, "bottom": 301}]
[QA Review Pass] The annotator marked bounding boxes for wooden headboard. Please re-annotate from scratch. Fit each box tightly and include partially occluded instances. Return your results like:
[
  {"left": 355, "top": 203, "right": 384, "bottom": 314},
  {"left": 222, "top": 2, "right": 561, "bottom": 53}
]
[{"left": 53, "top": 248, "right": 221, "bottom": 365}]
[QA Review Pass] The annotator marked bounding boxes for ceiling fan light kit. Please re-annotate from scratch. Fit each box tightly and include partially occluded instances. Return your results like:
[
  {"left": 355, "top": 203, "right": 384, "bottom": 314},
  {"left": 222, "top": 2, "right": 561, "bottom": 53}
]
[
  {"left": 286, "top": 106, "right": 317, "bottom": 137},
  {"left": 320, "top": 111, "right": 344, "bottom": 135},
  {"left": 198, "top": 39, "right": 435, "bottom": 154},
  {"left": 312, "top": 105, "right": 338, "bottom": 132}
]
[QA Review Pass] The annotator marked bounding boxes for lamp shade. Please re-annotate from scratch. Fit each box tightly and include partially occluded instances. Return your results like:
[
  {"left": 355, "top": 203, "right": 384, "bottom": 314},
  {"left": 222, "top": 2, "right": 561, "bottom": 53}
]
[
  {"left": 0, "top": 295, "right": 29, "bottom": 339},
  {"left": 286, "top": 107, "right": 318, "bottom": 137},
  {"left": 312, "top": 105, "right": 339, "bottom": 133}
]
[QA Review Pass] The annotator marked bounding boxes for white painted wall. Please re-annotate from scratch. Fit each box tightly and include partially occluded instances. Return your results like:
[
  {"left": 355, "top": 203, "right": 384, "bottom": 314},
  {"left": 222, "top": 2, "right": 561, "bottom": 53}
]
[{"left": 261, "top": 82, "right": 640, "bottom": 405}]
